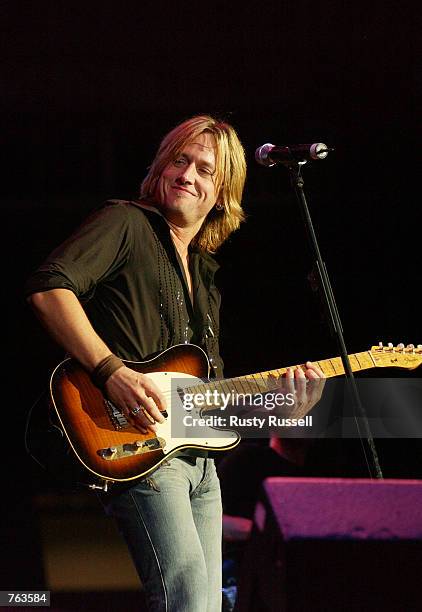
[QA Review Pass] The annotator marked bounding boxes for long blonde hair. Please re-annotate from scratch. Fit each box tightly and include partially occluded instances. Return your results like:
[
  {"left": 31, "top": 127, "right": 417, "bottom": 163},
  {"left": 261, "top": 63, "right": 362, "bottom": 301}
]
[{"left": 140, "top": 115, "right": 246, "bottom": 253}]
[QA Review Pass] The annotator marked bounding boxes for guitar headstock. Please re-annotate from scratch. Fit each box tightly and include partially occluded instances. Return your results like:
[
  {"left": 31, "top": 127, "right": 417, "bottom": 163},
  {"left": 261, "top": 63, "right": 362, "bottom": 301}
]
[{"left": 370, "top": 342, "right": 422, "bottom": 370}]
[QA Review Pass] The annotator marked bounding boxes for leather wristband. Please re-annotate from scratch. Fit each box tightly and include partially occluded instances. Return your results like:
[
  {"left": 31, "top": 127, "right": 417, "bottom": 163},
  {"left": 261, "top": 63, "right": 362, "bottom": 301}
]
[{"left": 91, "top": 354, "right": 124, "bottom": 388}]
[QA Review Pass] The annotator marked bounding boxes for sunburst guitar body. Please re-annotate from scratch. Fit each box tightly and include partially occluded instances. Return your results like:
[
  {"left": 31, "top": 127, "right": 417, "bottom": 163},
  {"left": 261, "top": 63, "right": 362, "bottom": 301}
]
[{"left": 50, "top": 344, "right": 238, "bottom": 485}]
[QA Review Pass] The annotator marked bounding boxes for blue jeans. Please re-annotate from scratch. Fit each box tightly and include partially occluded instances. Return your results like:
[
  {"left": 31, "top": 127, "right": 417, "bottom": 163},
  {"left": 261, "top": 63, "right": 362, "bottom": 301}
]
[{"left": 103, "top": 456, "right": 222, "bottom": 612}]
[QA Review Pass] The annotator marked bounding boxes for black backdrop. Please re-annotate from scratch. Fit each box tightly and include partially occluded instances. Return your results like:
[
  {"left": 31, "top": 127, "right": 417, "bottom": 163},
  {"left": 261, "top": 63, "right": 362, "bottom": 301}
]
[{"left": 1, "top": 1, "right": 420, "bottom": 586}]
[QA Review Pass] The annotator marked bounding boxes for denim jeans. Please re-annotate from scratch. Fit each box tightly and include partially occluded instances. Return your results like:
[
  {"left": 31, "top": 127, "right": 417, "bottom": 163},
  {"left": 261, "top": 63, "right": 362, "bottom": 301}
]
[{"left": 103, "top": 456, "right": 222, "bottom": 612}]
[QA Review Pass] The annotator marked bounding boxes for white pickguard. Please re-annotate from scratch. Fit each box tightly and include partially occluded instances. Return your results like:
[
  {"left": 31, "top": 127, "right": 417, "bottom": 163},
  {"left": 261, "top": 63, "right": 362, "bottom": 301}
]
[{"left": 146, "top": 371, "right": 239, "bottom": 453}]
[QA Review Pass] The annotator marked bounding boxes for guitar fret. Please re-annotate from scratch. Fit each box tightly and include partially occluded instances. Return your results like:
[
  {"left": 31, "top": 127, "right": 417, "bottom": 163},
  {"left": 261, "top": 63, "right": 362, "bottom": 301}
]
[
  {"left": 231, "top": 381, "right": 247, "bottom": 396},
  {"left": 265, "top": 371, "right": 282, "bottom": 390},
  {"left": 252, "top": 373, "right": 267, "bottom": 392},
  {"left": 348, "top": 354, "right": 361, "bottom": 372},
  {"left": 219, "top": 379, "right": 233, "bottom": 395},
  {"left": 238, "top": 376, "right": 256, "bottom": 395},
  {"left": 236, "top": 377, "right": 253, "bottom": 395},
  {"left": 258, "top": 372, "right": 266, "bottom": 386},
  {"left": 330, "top": 358, "right": 344, "bottom": 376},
  {"left": 318, "top": 352, "right": 376, "bottom": 378},
  {"left": 239, "top": 376, "right": 257, "bottom": 394},
  {"left": 203, "top": 380, "right": 219, "bottom": 395},
  {"left": 354, "top": 351, "right": 377, "bottom": 371},
  {"left": 194, "top": 382, "right": 208, "bottom": 395},
  {"left": 262, "top": 369, "right": 281, "bottom": 387},
  {"left": 315, "top": 360, "right": 330, "bottom": 378}
]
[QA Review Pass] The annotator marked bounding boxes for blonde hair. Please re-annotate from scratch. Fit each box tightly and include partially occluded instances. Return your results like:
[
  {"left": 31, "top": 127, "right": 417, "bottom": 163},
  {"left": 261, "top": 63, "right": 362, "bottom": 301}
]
[{"left": 140, "top": 115, "right": 246, "bottom": 253}]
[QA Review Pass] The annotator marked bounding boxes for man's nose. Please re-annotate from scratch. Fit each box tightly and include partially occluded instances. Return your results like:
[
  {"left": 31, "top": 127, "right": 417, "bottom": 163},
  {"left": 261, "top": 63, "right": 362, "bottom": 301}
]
[{"left": 176, "top": 162, "right": 195, "bottom": 184}]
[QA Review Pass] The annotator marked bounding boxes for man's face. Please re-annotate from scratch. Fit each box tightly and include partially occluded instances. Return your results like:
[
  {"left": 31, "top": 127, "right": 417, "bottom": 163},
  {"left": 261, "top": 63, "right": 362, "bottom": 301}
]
[{"left": 154, "top": 132, "right": 219, "bottom": 225}]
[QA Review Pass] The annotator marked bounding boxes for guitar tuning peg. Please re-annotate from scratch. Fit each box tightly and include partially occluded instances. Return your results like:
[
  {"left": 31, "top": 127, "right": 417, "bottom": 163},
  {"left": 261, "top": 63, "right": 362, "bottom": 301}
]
[
  {"left": 407, "top": 344, "right": 415, "bottom": 350},
  {"left": 388, "top": 342, "right": 394, "bottom": 350},
  {"left": 397, "top": 343, "right": 405, "bottom": 350},
  {"left": 417, "top": 345, "right": 422, "bottom": 350},
  {"left": 378, "top": 341, "right": 383, "bottom": 349}
]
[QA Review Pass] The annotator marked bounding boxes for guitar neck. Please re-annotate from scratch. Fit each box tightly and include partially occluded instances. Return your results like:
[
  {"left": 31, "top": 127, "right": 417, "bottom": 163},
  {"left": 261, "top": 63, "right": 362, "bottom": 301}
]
[{"left": 189, "top": 351, "right": 376, "bottom": 399}]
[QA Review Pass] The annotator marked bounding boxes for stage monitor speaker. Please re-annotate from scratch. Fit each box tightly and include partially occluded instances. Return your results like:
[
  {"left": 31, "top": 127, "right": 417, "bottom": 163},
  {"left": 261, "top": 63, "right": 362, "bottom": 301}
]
[{"left": 236, "top": 478, "right": 422, "bottom": 611}]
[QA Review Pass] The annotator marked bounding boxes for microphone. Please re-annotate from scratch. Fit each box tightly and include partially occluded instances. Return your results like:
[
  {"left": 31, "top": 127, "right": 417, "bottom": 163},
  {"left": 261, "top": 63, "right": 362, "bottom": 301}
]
[{"left": 255, "top": 142, "right": 333, "bottom": 166}]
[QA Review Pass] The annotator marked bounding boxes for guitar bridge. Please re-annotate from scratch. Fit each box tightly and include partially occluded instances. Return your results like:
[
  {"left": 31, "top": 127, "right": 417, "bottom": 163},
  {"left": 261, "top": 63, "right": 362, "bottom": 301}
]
[{"left": 98, "top": 437, "right": 166, "bottom": 461}]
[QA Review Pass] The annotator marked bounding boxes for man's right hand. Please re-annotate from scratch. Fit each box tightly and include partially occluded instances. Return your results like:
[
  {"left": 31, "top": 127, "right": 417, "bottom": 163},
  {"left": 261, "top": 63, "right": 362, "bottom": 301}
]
[{"left": 105, "top": 365, "right": 167, "bottom": 434}]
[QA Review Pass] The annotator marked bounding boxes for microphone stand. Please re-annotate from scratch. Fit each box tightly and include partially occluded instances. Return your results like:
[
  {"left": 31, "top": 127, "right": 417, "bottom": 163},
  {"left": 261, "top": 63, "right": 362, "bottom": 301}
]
[{"left": 287, "top": 162, "right": 383, "bottom": 479}]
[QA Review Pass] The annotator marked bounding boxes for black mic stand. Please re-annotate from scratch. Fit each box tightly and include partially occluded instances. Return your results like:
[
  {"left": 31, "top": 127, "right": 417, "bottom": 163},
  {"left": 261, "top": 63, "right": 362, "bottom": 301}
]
[{"left": 287, "top": 162, "right": 383, "bottom": 479}]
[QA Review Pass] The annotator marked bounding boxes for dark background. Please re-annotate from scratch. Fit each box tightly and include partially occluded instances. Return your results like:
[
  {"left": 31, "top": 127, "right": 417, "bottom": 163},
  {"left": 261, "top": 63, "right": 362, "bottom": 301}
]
[{"left": 2, "top": 0, "right": 420, "bottom": 590}]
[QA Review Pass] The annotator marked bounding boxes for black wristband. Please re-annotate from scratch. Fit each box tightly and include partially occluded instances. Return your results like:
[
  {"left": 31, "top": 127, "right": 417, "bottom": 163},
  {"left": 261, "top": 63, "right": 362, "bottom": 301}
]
[{"left": 91, "top": 354, "right": 124, "bottom": 388}]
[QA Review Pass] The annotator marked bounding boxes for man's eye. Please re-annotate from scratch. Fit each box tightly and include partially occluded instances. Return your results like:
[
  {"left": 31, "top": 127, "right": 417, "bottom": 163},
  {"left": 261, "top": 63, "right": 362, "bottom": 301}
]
[
  {"left": 174, "top": 158, "right": 185, "bottom": 166},
  {"left": 199, "top": 168, "right": 213, "bottom": 175}
]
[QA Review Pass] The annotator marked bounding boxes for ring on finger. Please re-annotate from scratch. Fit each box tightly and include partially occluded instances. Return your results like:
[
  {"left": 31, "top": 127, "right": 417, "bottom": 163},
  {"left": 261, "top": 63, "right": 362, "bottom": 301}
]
[{"left": 131, "top": 405, "right": 142, "bottom": 416}]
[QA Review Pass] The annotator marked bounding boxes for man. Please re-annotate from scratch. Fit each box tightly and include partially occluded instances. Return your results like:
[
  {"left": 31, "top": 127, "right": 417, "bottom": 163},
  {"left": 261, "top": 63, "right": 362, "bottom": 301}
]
[{"left": 26, "top": 115, "right": 324, "bottom": 611}]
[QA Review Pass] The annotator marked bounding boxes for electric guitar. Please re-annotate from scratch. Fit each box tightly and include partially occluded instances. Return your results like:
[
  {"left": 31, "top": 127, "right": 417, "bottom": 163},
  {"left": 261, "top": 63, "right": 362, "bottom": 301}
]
[{"left": 48, "top": 342, "right": 421, "bottom": 486}]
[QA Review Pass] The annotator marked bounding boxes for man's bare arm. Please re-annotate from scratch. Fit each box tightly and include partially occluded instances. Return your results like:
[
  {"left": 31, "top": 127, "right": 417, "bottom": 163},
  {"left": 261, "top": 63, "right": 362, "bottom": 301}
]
[
  {"left": 28, "top": 288, "right": 165, "bottom": 431},
  {"left": 28, "top": 288, "right": 111, "bottom": 370}
]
